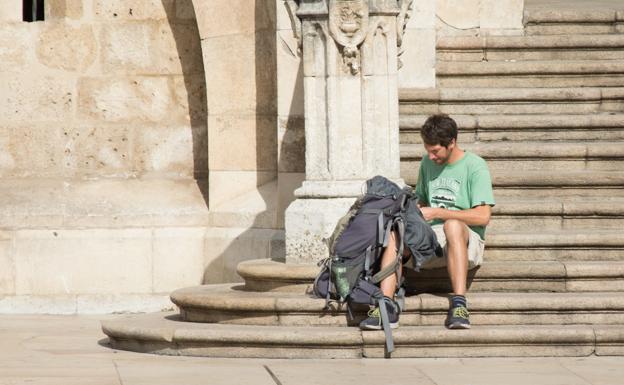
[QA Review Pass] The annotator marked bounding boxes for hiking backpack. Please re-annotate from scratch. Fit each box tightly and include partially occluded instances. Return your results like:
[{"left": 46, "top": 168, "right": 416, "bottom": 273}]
[{"left": 312, "top": 176, "right": 415, "bottom": 355}]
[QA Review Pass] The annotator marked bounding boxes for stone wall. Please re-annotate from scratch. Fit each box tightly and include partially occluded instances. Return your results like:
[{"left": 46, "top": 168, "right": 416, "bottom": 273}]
[
  {"left": 0, "top": 0, "right": 213, "bottom": 313},
  {"left": 0, "top": 0, "right": 206, "bottom": 180}
]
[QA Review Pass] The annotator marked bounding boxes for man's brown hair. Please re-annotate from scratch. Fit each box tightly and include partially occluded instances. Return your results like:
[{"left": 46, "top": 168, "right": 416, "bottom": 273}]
[{"left": 421, "top": 114, "right": 458, "bottom": 147}]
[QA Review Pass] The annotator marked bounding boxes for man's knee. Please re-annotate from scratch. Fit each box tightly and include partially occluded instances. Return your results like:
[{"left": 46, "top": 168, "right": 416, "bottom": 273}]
[{"left": 443, "top": 219, "right": 468, "bottom": 242}]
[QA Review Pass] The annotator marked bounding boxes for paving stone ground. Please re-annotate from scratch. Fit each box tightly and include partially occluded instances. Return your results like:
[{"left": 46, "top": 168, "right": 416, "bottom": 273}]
[{"left": 0, "top": 314, "right": 621, "bottom": 385}]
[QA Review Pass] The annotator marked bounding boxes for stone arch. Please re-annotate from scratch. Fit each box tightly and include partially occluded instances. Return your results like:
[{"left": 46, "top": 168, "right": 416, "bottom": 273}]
[{"left": 190, "top": 0, "right": 278, "bottom": 210}]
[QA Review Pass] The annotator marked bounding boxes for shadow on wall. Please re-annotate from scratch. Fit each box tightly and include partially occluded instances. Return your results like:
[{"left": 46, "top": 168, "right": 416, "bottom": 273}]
[
  {"left": 203, "top": 0, "right": 281, "bottom": 284},
  {"left": 164, "top": 0, "right": 282, "bottom": 284},
  {"left": 162, "top": 0, "right": 209, "bottom": 205}
]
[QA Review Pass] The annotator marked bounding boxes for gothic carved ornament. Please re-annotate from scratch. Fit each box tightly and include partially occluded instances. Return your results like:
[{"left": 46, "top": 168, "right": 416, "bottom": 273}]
[
  {"left": 286, "top": 0, "right": 414, "bottom": 74},
  {"left": 328, "top": 0, "right": 369, "bottom": 74}
]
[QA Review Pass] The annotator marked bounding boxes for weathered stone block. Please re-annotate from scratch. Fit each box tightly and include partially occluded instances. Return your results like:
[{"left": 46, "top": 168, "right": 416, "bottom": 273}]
[
  {"left": 1, "top": 74, "right": 74, "bottom": 123},
  {"left": 99, "top": 22, "right": 160, "bottom": 73},
  {"left": 277, "top": 30, "right": 304, "bottom": 117},
  {"left": 37, "top": 22, "right": 96, "bottom": 72},
  {"left": 133, "top": 125, "right": 194, "bottom": 177},
  {"left": 0, "top": 125, "right": 62, "bottom": 178},
  {"left": 0, "top": 1, "right": 22, "bottom": 22},
  {"left": 0, "top": 25, "right": 34, "bottom": 71},
  {"left": 278, "top": 116, "right": 305, "bottom": 173},
  {"left": 202, "top": 32, "right": 276, "bottom": 115},
  {"left": 209, "top": 171, "right": 276, "bottom": 209},
  {"left": 277, "top": 172, "right": 305, "bottom": 229},
  {"left": 46, "top": 0, "right": 84, "bottom": 20},
  {"left": 194, "top": 0, "right": 274, "bottom": 38},
  {"left": 479, "top": 0, "right": 524, "bottom": 30},
  {"left": 407, "top": 0, "right": 436, "bottom": 29},
  {"left": 172, "top": 75, "right": 207, "bottom": 126},
  {"left": 14, "top": 229, "right": 153, "bottom": 295},
  {"left": 285, "top": 197, "right": 357, "bottom": 263},
  {"left": 62, "top": 124, "right": 131, "bottom": 177},
  {"left": 61, "top": 178, "right": 210, "bottom": 227},
  {"left": 93, "top": 0, "right": 174, "bottom": 20},
  {"left": 153, "top": 227, "right": 206, "bottom": 292},
  {"left": 159, "top": 22, "right": 204, "bottom": 75},
  {"left": 0, "top": 179, "right": 65, "bottom": 228},
  {"left": 208, "top": 115, "right": 277, "bottom": 172},
  {"left": 78, "top": 77, "right": 173, "bottom": 123},
  {"left": 0, "top": 237, "right": 14, "bottom": 294},
  {"left": 399, "top": 28, "right": 436, "bottom": 88},
  {"left": 437, "top": 0, "right": 480, "bottom": 30}
]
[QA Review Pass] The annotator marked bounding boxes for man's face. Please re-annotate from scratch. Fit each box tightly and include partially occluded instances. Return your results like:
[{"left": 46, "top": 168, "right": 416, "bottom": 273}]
[{"left": 424, "top": 140, "right": 455, "bottom": 165}]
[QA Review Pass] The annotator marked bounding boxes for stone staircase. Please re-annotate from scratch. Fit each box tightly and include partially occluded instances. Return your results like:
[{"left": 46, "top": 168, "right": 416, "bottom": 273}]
[{"left": 101, "top": 4, "right": 624, "bottom": 358}]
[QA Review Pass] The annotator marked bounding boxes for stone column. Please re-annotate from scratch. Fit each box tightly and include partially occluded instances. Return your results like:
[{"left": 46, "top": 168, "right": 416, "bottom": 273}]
[{"left": 284, "top": 0, "right": 411, "bottom": 263}]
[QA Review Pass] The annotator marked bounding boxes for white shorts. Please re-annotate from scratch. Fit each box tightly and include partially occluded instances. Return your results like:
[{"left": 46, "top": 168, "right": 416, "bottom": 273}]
[{"left": 420, "top": 224, "right": 485, "bottom": 270}]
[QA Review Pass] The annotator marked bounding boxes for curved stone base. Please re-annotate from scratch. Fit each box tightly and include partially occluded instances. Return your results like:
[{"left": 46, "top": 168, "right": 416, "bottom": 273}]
[
  {"left": 237, "top": 259, "right": 624, "bottom": 294},
  {"left": 101, "top": 312, "right": 622, "bottom": 358},
  {"left": 169, "top": 284, "right": 624, "bottom": 327}
]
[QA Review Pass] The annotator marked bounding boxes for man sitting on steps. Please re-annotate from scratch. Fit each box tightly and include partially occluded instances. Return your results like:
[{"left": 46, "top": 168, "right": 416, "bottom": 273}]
[{"left": 359, "top": 114, "right": 495, "bottom": 330}]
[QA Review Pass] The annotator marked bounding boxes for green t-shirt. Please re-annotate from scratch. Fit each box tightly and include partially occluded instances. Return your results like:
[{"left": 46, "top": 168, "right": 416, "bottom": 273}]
[{"left": 415, "top": 151, "right": 495, "bottom": 240}]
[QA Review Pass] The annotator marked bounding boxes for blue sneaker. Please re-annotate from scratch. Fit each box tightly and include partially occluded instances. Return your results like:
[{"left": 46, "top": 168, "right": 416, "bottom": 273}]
[
  {"left": 445, "top": 305, "right": 471, "bottom": 329},
  {"left": 359, "top": 300, "right": 399, "bottom": 330}
]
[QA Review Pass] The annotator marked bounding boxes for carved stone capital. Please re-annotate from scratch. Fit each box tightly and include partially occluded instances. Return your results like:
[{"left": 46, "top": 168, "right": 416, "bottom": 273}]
[{"left": 288, "top": 0, "right": 413, "bottom": 72}]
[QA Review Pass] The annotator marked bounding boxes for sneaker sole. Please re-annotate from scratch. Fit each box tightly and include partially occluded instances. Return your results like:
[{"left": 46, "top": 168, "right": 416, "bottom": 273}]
[
  {"left": 446, "top": 322, "right": 471, "bottom": 330},
  {"left": 359, "top": 322, "right": 399, "bottom": 331}
]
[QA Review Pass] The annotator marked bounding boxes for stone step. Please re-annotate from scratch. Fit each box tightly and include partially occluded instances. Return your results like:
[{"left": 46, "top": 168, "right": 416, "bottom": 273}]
[
  {"left": 170, "top": 285, "right": 624, "bottom": 327},
  {"left": 524, "top": 8, "right": 624, "bottom": 36},
  {"left": 402, "top": 169, "right": 624, "bottom": 197},
  {"left": 488, "top": 198, "right": 624, "bottom": 232},
  {"left": 399, "top": 113, "right": 624, "bottom": 142},
  {"left": 401, "top": 140, "right": 624, "bottom": 172},
  {"left": 237, "top": 259, "right": 624, "bottom": 294},
  {"left": 101, "top": 312, "right": 623, "bottom": 358},
  {"left": 399, "top": 87, "right": 624, "bottom": 115},
  {"left": 485, "top": 229, "right": 624, "bottom": 261},
  {"left": 437, "top": 35, "right": 624, "bottom": 61},
  {"left": 436, "top": 60, "right": 624, "bottom": 88},
  {"left": 276, "top": 228, "right": 624, "bottom": 262}
]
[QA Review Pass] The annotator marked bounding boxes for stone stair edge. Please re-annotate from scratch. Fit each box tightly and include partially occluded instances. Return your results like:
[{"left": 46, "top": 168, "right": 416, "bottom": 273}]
[
  {"left": 400, "top": 141, "right": 624, "bottom": 159},
  {"left": 405, "top": 170, "right": 624, "bottom": 188},
  {"left": 437, "top": 34, "right": 624, "bottom": 50},
  {"left": 171, "top": 283, "right": 624, "bottom": 313},
  {"left": 437, "top": 60, "right": 624, "bottom": 75},
  {"left": 524, "top": 9, "right": 624, "bottom": 24},
  {"left": 236, "top": 259, "right": 624, "bottom": 282},
  {"left": 399, "top": 87, "right": 624, "bottom": 102},
  {"left": 101, "top": 313, "right": 623, "bottom": 358},
  {"left": 399, "top": 113, "right": 624, "bottom": 130}
]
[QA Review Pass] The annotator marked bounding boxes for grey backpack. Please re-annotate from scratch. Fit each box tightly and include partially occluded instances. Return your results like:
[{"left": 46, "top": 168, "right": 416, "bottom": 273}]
[{"left": 313, "top": 176, "right": 441, "bottom": 356}]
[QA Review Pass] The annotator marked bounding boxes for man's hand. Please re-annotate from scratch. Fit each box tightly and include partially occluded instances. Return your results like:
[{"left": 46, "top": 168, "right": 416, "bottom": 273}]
[{"left": 420, "top": 207, "right": 438, "bottom": 221}]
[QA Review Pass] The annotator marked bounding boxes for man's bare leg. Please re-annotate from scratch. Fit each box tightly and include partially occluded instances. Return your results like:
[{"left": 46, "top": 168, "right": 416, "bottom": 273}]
[
  {"left": 359, "top": 231, "right": 401, "bottom": 330},
  {"left": 443, "top": 219, "right": 469, "bottom": 296},
  {"left": 380, "top": 231, "right": 401, "bottom": 298},
  {"left": 443, "top": 219, "right": 472, "bottom": 329}
]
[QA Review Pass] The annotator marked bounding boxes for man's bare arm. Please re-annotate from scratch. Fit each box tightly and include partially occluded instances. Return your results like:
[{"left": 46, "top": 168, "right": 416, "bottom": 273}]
[{"left": 420, "top": 205, "right": 492, "bottom": 227}]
